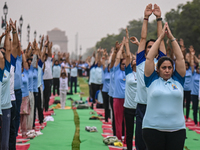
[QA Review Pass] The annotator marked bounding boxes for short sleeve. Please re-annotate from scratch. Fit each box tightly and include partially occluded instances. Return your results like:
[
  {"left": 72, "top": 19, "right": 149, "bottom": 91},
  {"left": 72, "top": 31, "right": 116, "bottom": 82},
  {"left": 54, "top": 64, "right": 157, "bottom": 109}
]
[
  {"left": 11, "top": 54, "right": 17, "bottom": 67},
  {"left": 144, "top": 70, "right": 159, "bottom": 87},
  {"left": 136, "top": 50, "right": 146, "bottom": 65},
  {"left": 95, "top": 90, "right": 100, "bottom": 99},
  {"left": 114, "top": 63, "right": 120, "bottom": 73},
  {"left": 157, "top": 50, "right": 166, "bottom": 60},
  {"left": 0, "top": 68, "right": 4, "bottom": 82},
  {"left": 172, "top": 70, "right": 185, "bottom": 87},
  {"left": 125, "top": 64, "right": 132, "bottom": 75},
  {"left": 38, "top": 59, "right": 43, "bottom": 68}
]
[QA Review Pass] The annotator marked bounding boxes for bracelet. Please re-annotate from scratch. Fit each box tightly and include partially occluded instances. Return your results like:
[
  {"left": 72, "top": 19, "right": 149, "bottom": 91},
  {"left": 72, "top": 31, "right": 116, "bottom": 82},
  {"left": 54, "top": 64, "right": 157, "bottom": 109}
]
[
  {"left": 171, "top": 38, "right": 176, "bottom": 42},
  {"left": 144, "top": 18, "right": 148, "bottom": 21},
  {"left": 12, "top": 31, "right": 17, "bottom": 34},
  {"left": 156, "top": 18, "right": 162, "bottom": 21}
]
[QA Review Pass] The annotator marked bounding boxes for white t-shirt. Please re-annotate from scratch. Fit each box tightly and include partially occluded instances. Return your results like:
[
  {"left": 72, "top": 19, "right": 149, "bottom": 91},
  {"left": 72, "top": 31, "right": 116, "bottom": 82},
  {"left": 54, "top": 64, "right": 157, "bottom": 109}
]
[
  {"left": 61, "top": 62, "right": 70, "bottom": 74},
  {"left": 60, "top": 77, "right": 68, "bottom": 90},
  {"left": 43, "top": 57, "right": 53, "bottom": 80},
  {"left": 71, "top": 67, "right": 78, "bottom": 77}
]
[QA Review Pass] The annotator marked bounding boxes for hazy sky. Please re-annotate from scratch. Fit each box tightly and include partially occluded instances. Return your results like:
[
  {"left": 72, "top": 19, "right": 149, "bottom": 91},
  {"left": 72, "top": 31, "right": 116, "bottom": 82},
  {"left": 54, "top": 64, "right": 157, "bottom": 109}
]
[{"left": 0, "top": 0, "right": 191, "bottom": 55}]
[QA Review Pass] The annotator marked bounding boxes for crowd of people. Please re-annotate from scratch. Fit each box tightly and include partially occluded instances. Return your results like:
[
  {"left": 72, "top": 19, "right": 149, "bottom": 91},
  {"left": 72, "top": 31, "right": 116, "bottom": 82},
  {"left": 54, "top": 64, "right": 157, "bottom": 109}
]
[
  {"left": 0, "top": 17, "right": 91, "bottom": 149},
  {"left": 0, "top": 3, "right": 199, "bottom": 150},
  {"left": 87, "top": 4, "right": 199, "bottom": 150}
]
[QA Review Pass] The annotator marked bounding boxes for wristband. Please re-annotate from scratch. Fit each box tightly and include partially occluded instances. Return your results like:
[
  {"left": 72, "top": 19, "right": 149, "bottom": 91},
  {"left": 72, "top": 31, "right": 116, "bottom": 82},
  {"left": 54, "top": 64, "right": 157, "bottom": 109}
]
[
  {"left": 144, "top": 18, "right": 148, "bottom": 21},
  {"left": 156, "top": 18, "right": 162, "bottom": 21},
  {"left": 12, "top": 31, "right": 17, "bottom": 34},
  {"left": 171, "top": 38, "right": 176, "bottom": 42}
]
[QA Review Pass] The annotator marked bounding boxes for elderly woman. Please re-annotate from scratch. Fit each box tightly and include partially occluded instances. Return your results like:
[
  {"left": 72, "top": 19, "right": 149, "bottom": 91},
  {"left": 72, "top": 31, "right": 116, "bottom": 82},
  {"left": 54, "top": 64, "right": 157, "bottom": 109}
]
[{"left": 142, "top": 22, "right": 186, "bottom": 150}]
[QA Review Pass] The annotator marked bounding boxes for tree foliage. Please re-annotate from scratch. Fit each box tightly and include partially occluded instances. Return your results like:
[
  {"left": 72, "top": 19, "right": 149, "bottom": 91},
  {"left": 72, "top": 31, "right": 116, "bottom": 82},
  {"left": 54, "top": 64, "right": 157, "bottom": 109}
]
[
  {"left": 83, "top": 0, "right": 200, "bottom": 57},
  {"left": 166, "top": 0, "right": 200, "bottom": 52}
]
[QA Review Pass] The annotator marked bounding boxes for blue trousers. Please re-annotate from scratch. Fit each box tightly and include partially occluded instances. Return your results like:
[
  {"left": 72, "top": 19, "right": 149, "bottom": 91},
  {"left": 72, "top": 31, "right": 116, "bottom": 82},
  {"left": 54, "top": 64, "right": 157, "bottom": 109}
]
[
  {"left": 191, "top": 95, "right": 199, "bottom": 125},
  {"left": 0, "top": 108, "right": 11, "bottom": 150},
  {"left": 14, "top": 89, "right": 22, "bottom": 136},
  {"left": 135, "top": 103, "right": 147, "bottom": 150}
]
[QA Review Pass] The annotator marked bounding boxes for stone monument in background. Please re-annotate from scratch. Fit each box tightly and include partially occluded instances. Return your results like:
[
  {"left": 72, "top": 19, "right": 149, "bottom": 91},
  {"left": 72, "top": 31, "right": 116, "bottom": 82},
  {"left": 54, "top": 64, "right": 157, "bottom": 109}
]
[{"left": 47, "top": 28, "right": 68, "bottom": 53}]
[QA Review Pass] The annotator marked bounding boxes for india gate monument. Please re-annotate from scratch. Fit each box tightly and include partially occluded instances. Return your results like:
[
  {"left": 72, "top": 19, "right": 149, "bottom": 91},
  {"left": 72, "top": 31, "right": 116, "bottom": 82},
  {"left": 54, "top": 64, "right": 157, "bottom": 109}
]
[{"left": 47, "top": 28, "right": 68, "bottom": 54}]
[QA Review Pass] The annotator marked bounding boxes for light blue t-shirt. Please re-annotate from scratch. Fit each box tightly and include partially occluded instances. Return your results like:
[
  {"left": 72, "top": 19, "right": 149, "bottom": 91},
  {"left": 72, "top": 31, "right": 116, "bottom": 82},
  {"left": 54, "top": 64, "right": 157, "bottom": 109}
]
[
  {"left": 28, "top": 65, "right": 34, "bottom": 92},
  {"left": 113, "top": 64, "right": 126, "bottom": 99},
  {"left": 14, "top": 55, "right": 22, "bottom": 90},
  {"left": 95, "top": 90, "right": 103, "bottom": 104},
  {"left": 1, "top": 59, "right": 12, "bottom": 110},
  {"left": 94, "top": 66, "right": 103, "bottom": 85},
  {"left": 21, "top": 69, "right": 29, "bottom": 97},
  {"left": 143, "top": 70, "right": 185, "bottom": 130},
  {"left": 33, "top": 68, "right": 38, "bottom": 92},
  {"left": 124, "top": 64, "right": 137, "bottom": 109},
  {"left": 108, "top": 68, "right": 115, "bottom": 97},
  {"left": 102, "top": 67, "right": 110, "bottom": 93},
  {"left": 191, "top": 71, "right": 200, "bottom": 95},
  {"left": 135, "top": 50, "right": 166, "bottom": 104},
  {"left": 89, "top": 64, "right": 97, "bottom": 85},
  {"left": 0, "top": 68, "right": 4, "bottom": 114},
  {"left": 184, "top": 68, "right": 192, "bottom": 91},
  {"left": 37, "top": 60, "right": 43, "bottom": 88},
  {"left": 71, "top": 67, "right": 78, "bottom": 77},
  {"left": 52, "top": 65, "right": 61, "bottom": 78}
]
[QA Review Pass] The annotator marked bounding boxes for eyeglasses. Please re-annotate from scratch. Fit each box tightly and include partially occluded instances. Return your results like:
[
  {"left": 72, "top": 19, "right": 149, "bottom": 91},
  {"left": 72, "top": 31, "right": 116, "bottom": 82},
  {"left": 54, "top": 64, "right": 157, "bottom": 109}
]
[
  {"left": 161, "top": 66, "right": 173, "bottom": 70},
  {"left": 121, "top": 63, "right": 125, "bottom": 66}
]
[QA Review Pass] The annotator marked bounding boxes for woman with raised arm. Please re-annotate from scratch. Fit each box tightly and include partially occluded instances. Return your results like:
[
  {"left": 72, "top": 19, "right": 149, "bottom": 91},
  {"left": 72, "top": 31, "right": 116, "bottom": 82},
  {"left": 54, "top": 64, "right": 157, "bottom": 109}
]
[
  {"left": 124, "top": 29, "right": 138, "bottom": 150},
  {"left": 113, "top": 37, "right": 126, "bottom": 143},
  {"left": 190, "top": 51, "right": 200, "bottom": 126},
  {"left": 142, "top": 22, "right": 186, "bottom": 150},
  {"left": 101, "top": 49, "right": 110, "bottom": 123},
  {"left": 108, "top": 45, "right": 119, "bottom": 136},
  {"left": 0, "top": 22, "right": 13, "bottom": 150}
]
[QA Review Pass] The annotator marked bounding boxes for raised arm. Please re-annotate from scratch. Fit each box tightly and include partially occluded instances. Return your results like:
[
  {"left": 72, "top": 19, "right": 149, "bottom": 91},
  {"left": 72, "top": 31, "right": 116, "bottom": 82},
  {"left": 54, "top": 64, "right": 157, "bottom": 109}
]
[
  {"left": 0, "top": 32, "right": 6, "bottom": 45},
  {"left": 10, "top": 19, "right": 19, "bottom": 58},
  {"left": 153, "top": 4, "right": 166, "bottom": 55},
  {"left": 125, "top": 28, "right": 131, "bottom": 67},
  {"left": 190, "top": 51, "right": 195, "bottom": 73},
  {"left": 40, "top": 35, "right": 44, "bottom": 52},
  {"left": 4, "top": 22, "right": 12, "bottom": 62},
  {"left": 138, "top": 4, "right": 152, "bottom": 53},
  {"left": 145, "top": 23, "right": 166, "bottom": 77},
  {"left": 0, "top": 49, "right": 5, "bottom": 70},
  {"left": 48, "top": 42, "right": 52, "bottom": 57},
  {"left": 102, "top": 49, "right": 107, "bottom": 70},
  {"left": 115, "top": 38, "right": 125, "bottom": 67},
  {"left": 166, "top": 23, "right": 185, "bottom": 77},
  {"left": 179, "top": 38, "right": 186, "bottom": 60}
]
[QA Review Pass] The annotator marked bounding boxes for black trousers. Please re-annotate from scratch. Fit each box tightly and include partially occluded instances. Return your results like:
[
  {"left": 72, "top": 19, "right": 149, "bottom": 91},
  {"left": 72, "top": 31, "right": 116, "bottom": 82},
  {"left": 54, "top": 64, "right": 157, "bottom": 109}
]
[
  {"left": 68, "top": 73, "right": 71, "bottom": 86},
  {"left": 109, "top": 96, "right": 116, "bottom": 136},
  {"left": 33, "top": 92, "right": 38, "bottom": 127},
  {"left": 102, "top": 91, "right": 110, "bottom": 122},
  {"left": 91, "top": 83, "right": 102, "bottom": 109},
  {"left": 124, "top": 107, "right": 136, "bottom": 150},
  {"left": 191, "top": 95, "right": 199, "bottom": 125},
  {"left": 37, "top": 87, "right": 44, "bottom": 124},
  {"left": 43, "top": 79, "right": 52, "bottom": 112},
  {"left": 70, "top": 76, "right": 77, "bottom": 94},
  {"left": 9, "top": 101, "right": 17, "bottom": 150},
  {"left": 53, "top": 78, "right": 59, "bottom": 95},
  {"left": 96, "top": 103, "right": 104, "bottom": 108},
  {"left": 184, "top": 90, "right": 191, "bottom": 119},
  {"left": 142, "top": 128, "right": 186, "bottom": 150},
  {"left": 135, "top": 103, "right": 147, "bottom": 150},
  {"left": 78, "top": 69, "right": 82, "bottom": 77}
]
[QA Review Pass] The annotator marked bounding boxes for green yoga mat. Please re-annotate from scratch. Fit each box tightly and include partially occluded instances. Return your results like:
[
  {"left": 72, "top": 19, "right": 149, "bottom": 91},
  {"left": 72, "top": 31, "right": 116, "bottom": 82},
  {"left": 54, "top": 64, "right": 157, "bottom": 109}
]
[
  {"left": 28, "top": 98, "right": 75, "bottom": 150},
  {"left": 77, "top": 102, "right": 109, "bottom": 150}
]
